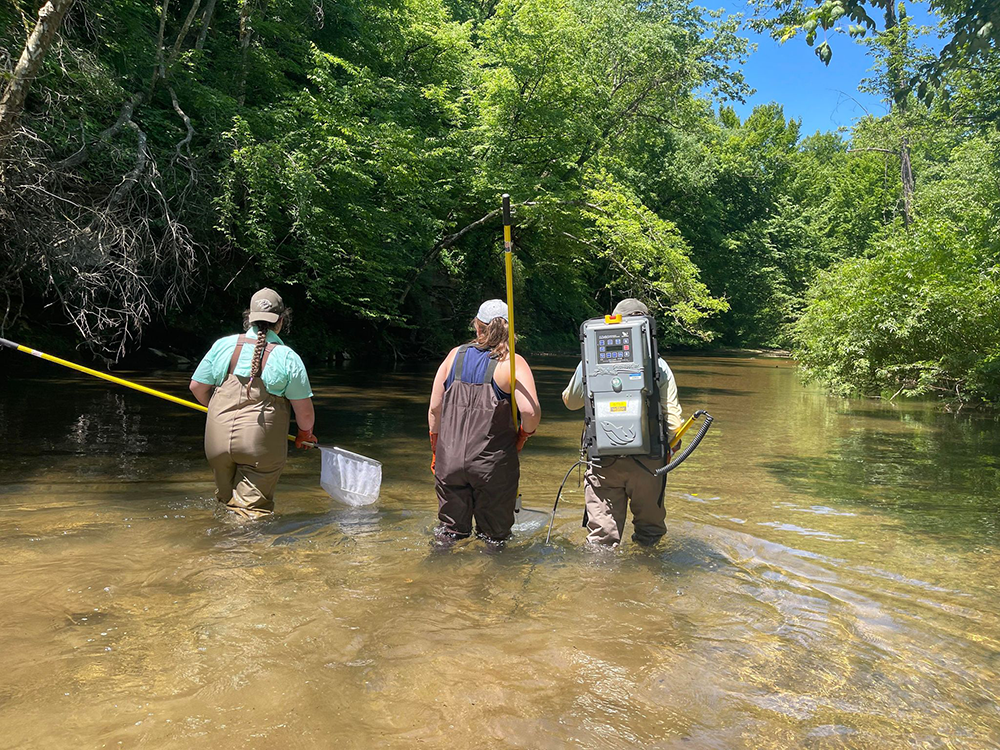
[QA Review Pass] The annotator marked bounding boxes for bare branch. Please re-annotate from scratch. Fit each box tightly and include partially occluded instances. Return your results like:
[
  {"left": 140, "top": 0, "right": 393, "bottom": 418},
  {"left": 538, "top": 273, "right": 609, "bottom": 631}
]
[
  {"left": 54, "top": 92, "right": 142, "bottom": 169},
  {"left": 168, "top": 86, "right": 195, "bottom": 158},
  {"left": 847, "top": 147, "right": 898, "bottom": 155},
  {"left": 108, "top": 122, "right": 148, "bottom": 206}
]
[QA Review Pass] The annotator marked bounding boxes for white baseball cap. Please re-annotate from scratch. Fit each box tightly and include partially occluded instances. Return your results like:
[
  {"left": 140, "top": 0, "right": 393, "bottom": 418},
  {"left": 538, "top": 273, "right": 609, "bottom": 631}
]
[{"left": 476, "top": 299, "right": 508, "bottom": 324}]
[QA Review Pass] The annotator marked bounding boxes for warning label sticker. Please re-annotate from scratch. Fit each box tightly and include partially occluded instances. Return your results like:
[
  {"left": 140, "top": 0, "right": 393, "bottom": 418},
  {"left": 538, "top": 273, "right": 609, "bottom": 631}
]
[{"left": 609, "top": 401, "right": 627, "bottom": 412}]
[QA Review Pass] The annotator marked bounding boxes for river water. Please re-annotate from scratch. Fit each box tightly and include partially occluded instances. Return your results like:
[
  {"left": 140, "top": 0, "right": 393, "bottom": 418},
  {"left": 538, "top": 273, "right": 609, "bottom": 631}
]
[{"left": 1, "top": 355, "right": 999, "bottom": 749}]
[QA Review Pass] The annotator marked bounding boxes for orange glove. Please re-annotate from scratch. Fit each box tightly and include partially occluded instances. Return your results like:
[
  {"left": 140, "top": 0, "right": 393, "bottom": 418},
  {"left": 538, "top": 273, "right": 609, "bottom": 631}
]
[
  {"left": 515, "top": 426, "right": 534, "bottom": 452},
  {"left": 296, "top": 428, "right": 317, "bottom": 449},
  {"left": 429, "top": 432, "right": 439, "bottom": 474}
]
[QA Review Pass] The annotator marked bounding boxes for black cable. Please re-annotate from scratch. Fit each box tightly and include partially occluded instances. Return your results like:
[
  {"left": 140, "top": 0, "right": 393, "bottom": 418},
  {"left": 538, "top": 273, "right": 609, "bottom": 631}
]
[
  {"left": 654, "top": 410, "right": 713, "bottom": 477},
  {"left": 545, "top": 459, "right": 585, "bottom": 544}
]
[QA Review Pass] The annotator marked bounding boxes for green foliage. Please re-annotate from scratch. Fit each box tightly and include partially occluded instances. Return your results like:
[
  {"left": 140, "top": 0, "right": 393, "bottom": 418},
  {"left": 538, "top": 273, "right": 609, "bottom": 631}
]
[
  {"left": 4, "top": 0, "right": 1000, "bottom": 413},
  {"left": 795, "top": 134, "right": 1000, "bottom": 401},
  {"left": 582, "top": 175, "right": 728, "bottom": 341}
]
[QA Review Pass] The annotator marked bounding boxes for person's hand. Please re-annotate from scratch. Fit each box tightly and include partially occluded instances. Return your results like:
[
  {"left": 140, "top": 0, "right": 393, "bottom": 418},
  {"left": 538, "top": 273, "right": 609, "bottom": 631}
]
[
  {"left": 429, "top": 432, "right": 438, "bottom": 474},
  {"left": 296, "top": 428, "right": 317, "bottom": 449},
  {"left": 515, "top": 426, "right": 535, "bottom": 452}
]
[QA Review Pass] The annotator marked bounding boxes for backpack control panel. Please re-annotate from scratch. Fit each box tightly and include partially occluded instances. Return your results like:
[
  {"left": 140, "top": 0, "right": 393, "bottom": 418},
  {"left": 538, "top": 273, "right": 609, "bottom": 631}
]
[{"left": 580, "top": 314, "right": 666, "bottom": 461}]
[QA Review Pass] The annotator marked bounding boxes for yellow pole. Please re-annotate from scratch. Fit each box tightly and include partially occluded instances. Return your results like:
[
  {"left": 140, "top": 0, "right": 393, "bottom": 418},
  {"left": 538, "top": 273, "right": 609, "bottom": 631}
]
[
  {"left": 669, "top": 414, "right": 700, "bottom": 451},
  {"left": 502, "top": 194, "right": 517, "bottom": 427},
  {"left": 0, "top": 336, "right": 297, "bottom": 442}
]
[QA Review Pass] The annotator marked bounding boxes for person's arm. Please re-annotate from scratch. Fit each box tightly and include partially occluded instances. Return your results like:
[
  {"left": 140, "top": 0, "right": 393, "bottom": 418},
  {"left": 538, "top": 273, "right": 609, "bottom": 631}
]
[
  {"left": 561, "top": 362, "right": 585, "bottom": 410},
  {"left": 189, "top": 380, "right": 213, "bottom": 406},
  {"left": 658, "top": 359, "right": 683, "bottom": 444},
  {"left": 282, "top": 350, "right": 316, "bottom": 448},
  {"left": 428, "top": 348, "right": 458, "bottom": 434},
  {"left": 189, "top": 337, "right": 229, "bottom": 405},
  {"left": 290, "top": 398, "right": 315, "bottom": 432},
  {"left": 513, "top": 354, "right": 541, "bottom": 433}
]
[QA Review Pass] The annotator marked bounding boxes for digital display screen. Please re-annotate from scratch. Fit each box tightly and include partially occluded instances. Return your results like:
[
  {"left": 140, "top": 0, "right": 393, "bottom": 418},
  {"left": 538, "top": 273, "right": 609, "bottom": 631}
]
[{"left": 597, "top": 329, "right": 633, "bottom": 363}]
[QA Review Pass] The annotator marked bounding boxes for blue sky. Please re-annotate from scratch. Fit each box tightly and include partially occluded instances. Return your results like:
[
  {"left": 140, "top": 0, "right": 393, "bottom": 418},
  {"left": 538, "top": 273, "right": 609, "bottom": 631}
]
[{"left": 726, "top": 1, "right": 943, "bottom": 136}]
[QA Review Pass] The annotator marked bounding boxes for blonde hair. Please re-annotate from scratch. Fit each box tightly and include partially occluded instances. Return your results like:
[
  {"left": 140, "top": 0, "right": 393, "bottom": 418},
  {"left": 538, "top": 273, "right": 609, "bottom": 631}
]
[{"left": 470, "top": 317, "right": 511, "bottom": 360}]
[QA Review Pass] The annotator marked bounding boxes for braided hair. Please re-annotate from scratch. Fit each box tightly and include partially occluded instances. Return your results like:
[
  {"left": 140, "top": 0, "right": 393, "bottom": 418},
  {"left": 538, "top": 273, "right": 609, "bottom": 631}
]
[
  {"left": 247, "top": 320, "right": 273, "bottom": 397},
  {"left": 241, "top": 307, "right": 292, "bottom": 398}
]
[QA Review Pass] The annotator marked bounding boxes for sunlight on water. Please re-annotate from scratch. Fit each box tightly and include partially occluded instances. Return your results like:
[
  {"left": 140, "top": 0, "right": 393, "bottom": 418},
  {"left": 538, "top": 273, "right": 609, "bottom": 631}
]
[{"left": 2, "top": 356, "right": 999, "bottom": 748}]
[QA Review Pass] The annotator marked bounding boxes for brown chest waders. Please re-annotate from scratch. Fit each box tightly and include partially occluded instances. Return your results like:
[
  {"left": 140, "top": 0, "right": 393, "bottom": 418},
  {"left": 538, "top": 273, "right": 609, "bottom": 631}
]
[
  {"left": 434, "top": 345, "right": 519, "bottom": 542},
  {"left": 204, "top": 336, "right": 291, "bottom": 519}
]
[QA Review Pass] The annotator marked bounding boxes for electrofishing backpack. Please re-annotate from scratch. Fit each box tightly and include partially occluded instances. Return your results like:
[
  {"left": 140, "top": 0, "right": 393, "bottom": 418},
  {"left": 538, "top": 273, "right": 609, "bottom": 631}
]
[{"left": 579, "top": 313, "right": 667, "bottom": 462}]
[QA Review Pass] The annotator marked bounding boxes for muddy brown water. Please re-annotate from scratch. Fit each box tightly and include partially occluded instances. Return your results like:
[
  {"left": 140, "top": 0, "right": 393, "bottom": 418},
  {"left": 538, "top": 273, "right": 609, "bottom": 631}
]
[{"left": 2, "top": 355, "right": 999, "bottom": 749}]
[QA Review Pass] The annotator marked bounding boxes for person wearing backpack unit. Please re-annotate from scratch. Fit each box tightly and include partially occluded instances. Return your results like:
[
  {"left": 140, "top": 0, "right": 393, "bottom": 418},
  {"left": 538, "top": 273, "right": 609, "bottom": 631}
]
[
  {"left": 188, "top": 288, "right": 317, "bottom": 519},
  {"left": 428, "top": 299, "right": 541, "bottom": 544},
  {"left": 562, "top": 298, "right": 683, "bottom": 547}
]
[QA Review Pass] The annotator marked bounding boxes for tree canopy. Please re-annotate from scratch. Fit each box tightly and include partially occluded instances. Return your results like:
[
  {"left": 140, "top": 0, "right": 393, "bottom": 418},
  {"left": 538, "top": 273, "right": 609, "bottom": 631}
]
[{"left": 1, "top": 0, "right": 999, "bottom": 404}]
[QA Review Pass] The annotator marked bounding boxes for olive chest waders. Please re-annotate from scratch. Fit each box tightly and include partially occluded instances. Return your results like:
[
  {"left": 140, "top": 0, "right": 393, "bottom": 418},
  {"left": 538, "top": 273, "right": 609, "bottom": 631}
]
[
  {"left": 435, "top": 345, "right": 519, "bottom": 542},
  {"left": 204, "top": 336, "right": 291, "bottom": 519}
]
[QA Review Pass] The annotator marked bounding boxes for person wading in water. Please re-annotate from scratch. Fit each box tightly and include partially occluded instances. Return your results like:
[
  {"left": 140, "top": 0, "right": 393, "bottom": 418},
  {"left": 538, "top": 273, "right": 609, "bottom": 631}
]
[
  {"left": 188, "top": 288, "right": 317, "bottom": 519},
  {"left": 562, "top": 298, "right": 683, "bottom": 547},
  {"left": 428, "top": 299, "right": 541, "bottom": 545}
]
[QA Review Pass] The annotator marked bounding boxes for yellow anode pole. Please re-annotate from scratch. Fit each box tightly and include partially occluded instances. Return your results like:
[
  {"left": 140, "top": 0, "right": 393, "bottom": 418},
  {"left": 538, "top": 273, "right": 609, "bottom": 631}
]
[
  {"left": 669, "top": 413, "right": 701, "bottom": 451},
  {"left": 502, "top": 194, "right": 517, "bottom": 427},
  {"left": 0, "top": 336, "right": 296, "bottom": 442}
]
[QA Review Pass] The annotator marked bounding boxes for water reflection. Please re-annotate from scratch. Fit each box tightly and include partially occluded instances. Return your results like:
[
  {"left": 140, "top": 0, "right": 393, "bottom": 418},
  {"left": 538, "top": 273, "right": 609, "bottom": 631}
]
[{"left": 1, "top": 356, "right": 1000, "bottom": 748}]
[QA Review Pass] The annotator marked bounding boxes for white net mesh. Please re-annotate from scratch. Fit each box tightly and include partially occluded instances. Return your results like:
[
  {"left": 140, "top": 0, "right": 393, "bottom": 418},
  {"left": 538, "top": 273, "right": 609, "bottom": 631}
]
[{"left": 319, "top": 446, "right": 382, "bottom": 506}]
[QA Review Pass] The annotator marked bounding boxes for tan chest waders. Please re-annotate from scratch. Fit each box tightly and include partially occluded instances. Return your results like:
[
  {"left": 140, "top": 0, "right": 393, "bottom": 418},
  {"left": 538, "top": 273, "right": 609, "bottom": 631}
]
[{"left": 204, "top": 335, "right": 291, "bottom": 518}]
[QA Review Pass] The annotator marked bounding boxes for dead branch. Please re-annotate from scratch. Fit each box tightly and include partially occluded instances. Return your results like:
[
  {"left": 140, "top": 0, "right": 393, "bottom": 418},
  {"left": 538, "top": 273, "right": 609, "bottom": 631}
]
[
  {"left": 54, "top": 92, "right": 142, "bottom": 169},
  {"left": 108, "top": 122, "right": 148, "bottom": 206},
  {"left": 399, "top": 200, "right": 536, "bottom": 304},
  {"left": 847, "top": 147, "right": 898, "bottom": 155},
  {"left": 1, "top": 125, "right": 200, "bottom": 358},
  {"left": 168, "top": 86, "right": 195, "bottom": 158}
]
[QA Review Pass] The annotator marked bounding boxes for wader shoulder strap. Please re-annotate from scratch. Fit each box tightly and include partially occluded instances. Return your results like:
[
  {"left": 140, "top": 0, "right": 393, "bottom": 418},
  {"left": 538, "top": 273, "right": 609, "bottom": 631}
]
[
  {"left": 483, "top": 357, "right": 499, "bottom": 385},
  {"left": 228, "top": 335, "right": 253, "bottom": 376},
  {"left": 258, "top": 342, "right": 278, "bottom": 373},
  {"left": 452, "top": 345, "right": 471, "bottom": 382},
  {"left": 228, "top": 335, "right": 277, "bottom": 377}
]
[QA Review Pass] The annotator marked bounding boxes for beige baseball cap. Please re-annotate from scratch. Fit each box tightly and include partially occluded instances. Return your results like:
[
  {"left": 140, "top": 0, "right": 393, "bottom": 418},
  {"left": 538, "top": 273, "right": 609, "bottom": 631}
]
[
  {"left": 613, "top": 298, "right": 649, "bottom": 317},
  {"left": 248, "top": 288, "right": 284, "bottom": 324}
]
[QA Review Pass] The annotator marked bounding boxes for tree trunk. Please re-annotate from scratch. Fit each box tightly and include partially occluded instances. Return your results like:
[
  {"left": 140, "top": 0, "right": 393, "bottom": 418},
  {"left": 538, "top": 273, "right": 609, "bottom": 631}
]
[
  {"left": 900, "top": 137, "right": 914, "bottom": 228},
  {"left": 0, "top": 0, "right": 75, "bottom": 157},
  {"left": 195, "top": 0, "right": 218, "bottom": 50},
  {"left": 168, "top": 0, "right": 203, "bottom": 68},
  {"left": 884, "top": 1, "right": 914, "bottom": 227},
  {"left": 237, "top": 0, "right": 253, "bottom": 106}
]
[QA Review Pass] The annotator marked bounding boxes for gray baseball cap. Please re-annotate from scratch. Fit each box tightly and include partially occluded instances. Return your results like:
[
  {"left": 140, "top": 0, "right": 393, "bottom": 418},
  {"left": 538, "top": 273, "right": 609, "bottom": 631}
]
[
  {"left": 248, "top": 288, "right": 284, "bottom": 324},
  {"left": 613, "top": 298, "right": 649, "bottom": 317},
  {"left": 476, "top": 299, "right": 508, "bottom": 324}
]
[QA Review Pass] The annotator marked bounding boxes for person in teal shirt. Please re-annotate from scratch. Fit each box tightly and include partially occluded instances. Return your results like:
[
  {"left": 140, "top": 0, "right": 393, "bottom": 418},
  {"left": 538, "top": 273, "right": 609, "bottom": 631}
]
[{"left": 189, "top": 288, "right": 317, "bottom": 518}]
